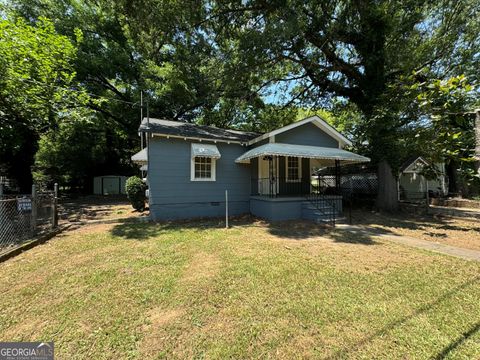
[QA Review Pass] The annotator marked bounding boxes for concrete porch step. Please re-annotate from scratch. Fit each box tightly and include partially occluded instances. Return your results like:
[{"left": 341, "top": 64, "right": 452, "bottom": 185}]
[
  {"left": 302, "top": 209, "right": 337, "bottom": 217},
  {"left": 309, "top": 216, "right": 347, "bottom": 225},
  {"left": 302, "top": 205, "right": 335, "bottom": 212},
  {"left": 302, "top": 204, "right": 335, "bottom": 212}
]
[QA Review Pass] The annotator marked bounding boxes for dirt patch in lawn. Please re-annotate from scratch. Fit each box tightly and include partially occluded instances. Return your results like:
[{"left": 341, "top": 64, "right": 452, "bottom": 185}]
[
  {"left": 353, "top": 211, "right": 480, "bottom": 252},
  {"left": 2, "top": 317, "right": 50, "bottom": 340},
  {"left": 181, "top": 252, "right": 221, "bottom": 283},
  {"left": 67, "top": 222, "right": 119, "bottom": 235},
  {"left": 59, "top": 195, "right": 148, "bottom": 225},
  {"left": 140, "top": 307, "right": 186, "bottom": 356}
]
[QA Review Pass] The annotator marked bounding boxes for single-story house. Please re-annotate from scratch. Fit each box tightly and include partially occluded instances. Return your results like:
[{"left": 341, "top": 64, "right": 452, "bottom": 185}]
[
  {"left": 398, "top": 156, "right": 448, "bottom": 201},
  {"left": 132, "top": 116, "right": 370, "bottom": 223}
]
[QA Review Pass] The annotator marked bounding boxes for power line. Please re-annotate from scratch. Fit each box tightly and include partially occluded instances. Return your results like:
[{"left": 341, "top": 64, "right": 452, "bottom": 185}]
[{"left": 14, "top": 77, "right": 141, "bottom": 106}]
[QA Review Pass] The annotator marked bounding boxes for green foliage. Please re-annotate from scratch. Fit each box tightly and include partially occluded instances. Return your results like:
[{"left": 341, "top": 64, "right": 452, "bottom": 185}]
[
  {"left": 33, "top": 117, "right": 106, "bottom": 190},
  {"left": 6, "top": 1, "right": 140, "bottom": 190},
  {"left": 194, "top": 1, "right": 479, "bottom": 170},
  {"left": 0, "top": 15, "right": 90, "bottom": 190},
  {"left": 412, "top": 75, "right": 478, "bottom": 191},
  {"left": 125, "top": 176, "right": 146, "bottom": 211},
  {"left": 4, "top": 0, "right": 480, "bottom": 200},
  {"left": 416, "top": 76, "right": 475, "bottom": 159}
]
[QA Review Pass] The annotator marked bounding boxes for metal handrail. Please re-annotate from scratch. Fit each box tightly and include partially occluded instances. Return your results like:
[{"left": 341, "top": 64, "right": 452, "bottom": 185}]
[{"left": 306, "top": 176, "right": 337, "bottom": 227}]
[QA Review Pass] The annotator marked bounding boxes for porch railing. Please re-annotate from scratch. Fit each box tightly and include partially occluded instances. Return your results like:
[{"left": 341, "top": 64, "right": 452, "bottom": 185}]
[
  {"left": 306, "top": 176, "right": 337, "bottom": 227},
  {"left": 251, "top": 177, "right": 311, "bottom": 197}
]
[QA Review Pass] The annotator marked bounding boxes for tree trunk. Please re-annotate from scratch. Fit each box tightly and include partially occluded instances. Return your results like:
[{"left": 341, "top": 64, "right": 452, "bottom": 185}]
[
  {"left": 376, "top": 160, "right": 398, "bottom": 212},
  {"left": 475, "top": 109, "right": 480, "bottom": 177},
  {"left": 446, "top": 160, "right": 458, "bottom": 196}
]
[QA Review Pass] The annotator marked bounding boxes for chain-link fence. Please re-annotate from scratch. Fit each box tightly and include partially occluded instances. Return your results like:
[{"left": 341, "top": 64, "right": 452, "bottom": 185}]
[{"left": 0, "top": 185, "right": 58, "bottom": 255}]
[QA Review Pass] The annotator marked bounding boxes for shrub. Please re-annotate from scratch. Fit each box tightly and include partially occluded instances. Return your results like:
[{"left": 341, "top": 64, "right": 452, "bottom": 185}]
[{"left": 125, "top": 176, "right": 147, "bottom": 211}]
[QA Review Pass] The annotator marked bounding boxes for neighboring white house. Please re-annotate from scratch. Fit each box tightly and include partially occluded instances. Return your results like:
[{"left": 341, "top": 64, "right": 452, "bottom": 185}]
[
  {"left": 93, "top": 175, "right": 127, "bottom": 195},
  {"left": 398, "top": 156, "right": 448, "bottom": 200}
]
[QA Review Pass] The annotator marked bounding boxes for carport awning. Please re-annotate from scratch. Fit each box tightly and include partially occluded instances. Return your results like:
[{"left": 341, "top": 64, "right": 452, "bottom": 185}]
[
  {"left": 235, "top": 143, "right": 370, "bottom": 164},
  {"left": 191, "top": 143, "right": 221, "bottom": 159},
  {"left": 131, "top": 147, "right": 147, "bottom": 164}
]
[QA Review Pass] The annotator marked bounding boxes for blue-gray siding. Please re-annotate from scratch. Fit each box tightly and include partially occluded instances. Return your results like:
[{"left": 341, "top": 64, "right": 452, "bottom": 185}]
[
  {"left": 275, "top": 122, "right": 339, "bottom": 147},
  {"left": 147, "top": 121, "right": 343, "bottom": 221},
  {"left": 250, "top": 197, "right": 303, "bottom": 221},
  {"left": 250, "top": 196, "right": 343, "bottom": 221},
  {"left": 148, "top": 137, "right": 251, "bottom": 220}
]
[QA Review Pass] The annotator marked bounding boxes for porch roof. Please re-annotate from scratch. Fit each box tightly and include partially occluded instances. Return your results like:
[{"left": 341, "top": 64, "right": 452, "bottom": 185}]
[
  {"left": 235, "top": 143, "right": 370, "bottom": 164},
  {"left": 131, "top": 147, "right": 148, "bottom": 164}
]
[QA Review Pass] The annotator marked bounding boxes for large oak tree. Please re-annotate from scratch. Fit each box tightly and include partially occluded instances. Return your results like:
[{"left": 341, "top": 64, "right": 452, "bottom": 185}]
[{"left": 190, "top": 0, "right": 479, "bottom": 209}]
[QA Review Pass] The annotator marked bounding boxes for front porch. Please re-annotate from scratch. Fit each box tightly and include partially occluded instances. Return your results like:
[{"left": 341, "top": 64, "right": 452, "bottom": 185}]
[{"left": 235, "top": 143, "right": 370, "bottom": 224}]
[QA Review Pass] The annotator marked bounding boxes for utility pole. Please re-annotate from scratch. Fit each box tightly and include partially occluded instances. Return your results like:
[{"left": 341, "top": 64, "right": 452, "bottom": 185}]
[
  {"left": 140, "top": 91, "right": 144, "bottom": 149},
  {"left": 146, "top": 96, "right": 150, "bottom": 128},
  {"left": 475, "top": 109, "right": 480, "bottom": 177}
]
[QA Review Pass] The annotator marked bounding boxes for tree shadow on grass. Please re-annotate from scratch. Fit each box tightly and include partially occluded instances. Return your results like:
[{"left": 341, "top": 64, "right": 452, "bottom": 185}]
[
  {"left": 327, "top": 228, "right": 383, "bottom": 245},
  {"left": 329, "top": 275, "right": 480, "bottom": 359},
  {"left": 110, "top": 221, "right": 165, "bottom": 240},
  {"left": 437, "top": 224, "right": 480, "bottom": 233},
  {"left": 352, "top": 209, "right": 480, "bottom": 234},
  {"left": 109, "top": 215, "right": 256, "bottom": 241},
  {"left": 433, "top": 321, "right": 480, "bottom": 360},
  {"left": 267, "top": 220, "right": 331, "bottom": 240},
  {"left": 266, "top": 220, "right": 384, "bottom": 244}
]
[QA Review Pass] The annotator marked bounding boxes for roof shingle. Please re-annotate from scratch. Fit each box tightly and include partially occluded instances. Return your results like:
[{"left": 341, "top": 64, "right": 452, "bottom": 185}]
[{"left": 139, "top": 118, "right": 260, "bottom": 143}]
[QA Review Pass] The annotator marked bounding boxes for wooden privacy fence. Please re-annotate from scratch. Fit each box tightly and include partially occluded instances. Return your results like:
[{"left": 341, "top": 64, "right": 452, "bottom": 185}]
[{"left": 0, "top": 184, "right": 58, "bottom": 255}]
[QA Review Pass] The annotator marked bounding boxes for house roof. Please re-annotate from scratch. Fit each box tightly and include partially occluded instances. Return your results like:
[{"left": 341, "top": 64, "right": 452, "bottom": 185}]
[
  {"left": 139, "top": 118, "right": 260, "bottom": 143},
  {"left": 247, "top": 115, "right": 352, "bottom": 147},
  {"left": 400, "top": 156, "right": 429, "bottom": 173},
  {"left": 235, "top": 143, "right": 370, "bottom": 164}
]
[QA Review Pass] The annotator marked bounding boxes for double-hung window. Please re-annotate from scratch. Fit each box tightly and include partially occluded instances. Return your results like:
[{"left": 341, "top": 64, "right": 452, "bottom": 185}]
[
  {"left": 286, "top": 156, "right": 301, "bottom": 183},
  {"left": 191, "top": 143, "right": 219, "bottom": 181},
  {"left": 193, "top": 157, "right": 215, "bottom": 180}
]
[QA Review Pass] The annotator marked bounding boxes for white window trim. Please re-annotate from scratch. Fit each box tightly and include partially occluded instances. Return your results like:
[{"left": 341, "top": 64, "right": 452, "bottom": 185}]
[
  {"left": 285, "top": 156, "right": 302, "bottom": 183},
  {"left": 191, "top": 156, "right": 216, "bottom": 182}
]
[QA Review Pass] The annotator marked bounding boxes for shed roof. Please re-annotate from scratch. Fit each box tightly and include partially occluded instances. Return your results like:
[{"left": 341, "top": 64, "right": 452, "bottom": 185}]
[
  {"left": 235, "top": 143, "right": 370, "bottom": 164},
  {"left": 139, "top": 118, "right": 260, "bottom": 143}
]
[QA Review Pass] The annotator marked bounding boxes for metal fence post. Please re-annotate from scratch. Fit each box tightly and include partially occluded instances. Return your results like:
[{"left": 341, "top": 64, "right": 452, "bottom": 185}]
[
  {"left": 31, "top": 184, "right": 37, "bottom": 236},
  {"left": 225, "top": 190, "right": 229, "bottom": 228},
  {"left": 425, "top": 180, "right": 430, "bottom": 214},
  {"left": 52, "top": 183, "right": 58, "bottom": 228},
  {"left": 0, "top": 184, "right": 3, "bottom": 197}
]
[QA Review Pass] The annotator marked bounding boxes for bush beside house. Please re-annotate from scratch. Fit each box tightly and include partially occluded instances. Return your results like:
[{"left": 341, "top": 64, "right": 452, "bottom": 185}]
[{"left": 125, "top": 176, "right": 146, "bottom": 211}]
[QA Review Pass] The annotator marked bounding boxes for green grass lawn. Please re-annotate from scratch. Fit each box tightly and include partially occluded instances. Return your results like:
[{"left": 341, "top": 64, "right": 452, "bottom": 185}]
[{"left": 0, "top": 217, "right": 479, "bottom": 359}]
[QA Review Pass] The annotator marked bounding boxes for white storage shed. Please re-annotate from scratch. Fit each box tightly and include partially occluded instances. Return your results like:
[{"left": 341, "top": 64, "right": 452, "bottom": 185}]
[{"left": 93, "top": 175, "right": 127, "bottom": 195}]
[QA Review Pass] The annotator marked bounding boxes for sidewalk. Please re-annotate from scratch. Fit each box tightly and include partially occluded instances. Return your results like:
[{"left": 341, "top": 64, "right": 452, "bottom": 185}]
[
  {"left": 336, "top": 224, "right": 480, "bottom": 262},
  {"left": 428, "top": 205, "right": 480, "bottom": 220}
]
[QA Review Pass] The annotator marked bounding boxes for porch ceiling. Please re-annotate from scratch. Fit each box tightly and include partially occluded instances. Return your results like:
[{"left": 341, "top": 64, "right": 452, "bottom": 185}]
[{"left": 235, "top": 143, "right": 370, "bottom": 164}]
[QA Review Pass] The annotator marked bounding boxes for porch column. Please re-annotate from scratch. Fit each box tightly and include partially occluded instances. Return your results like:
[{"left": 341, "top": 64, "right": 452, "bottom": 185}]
[{"left": 335, "top": 160, "right": 341, "bottom": 194}]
